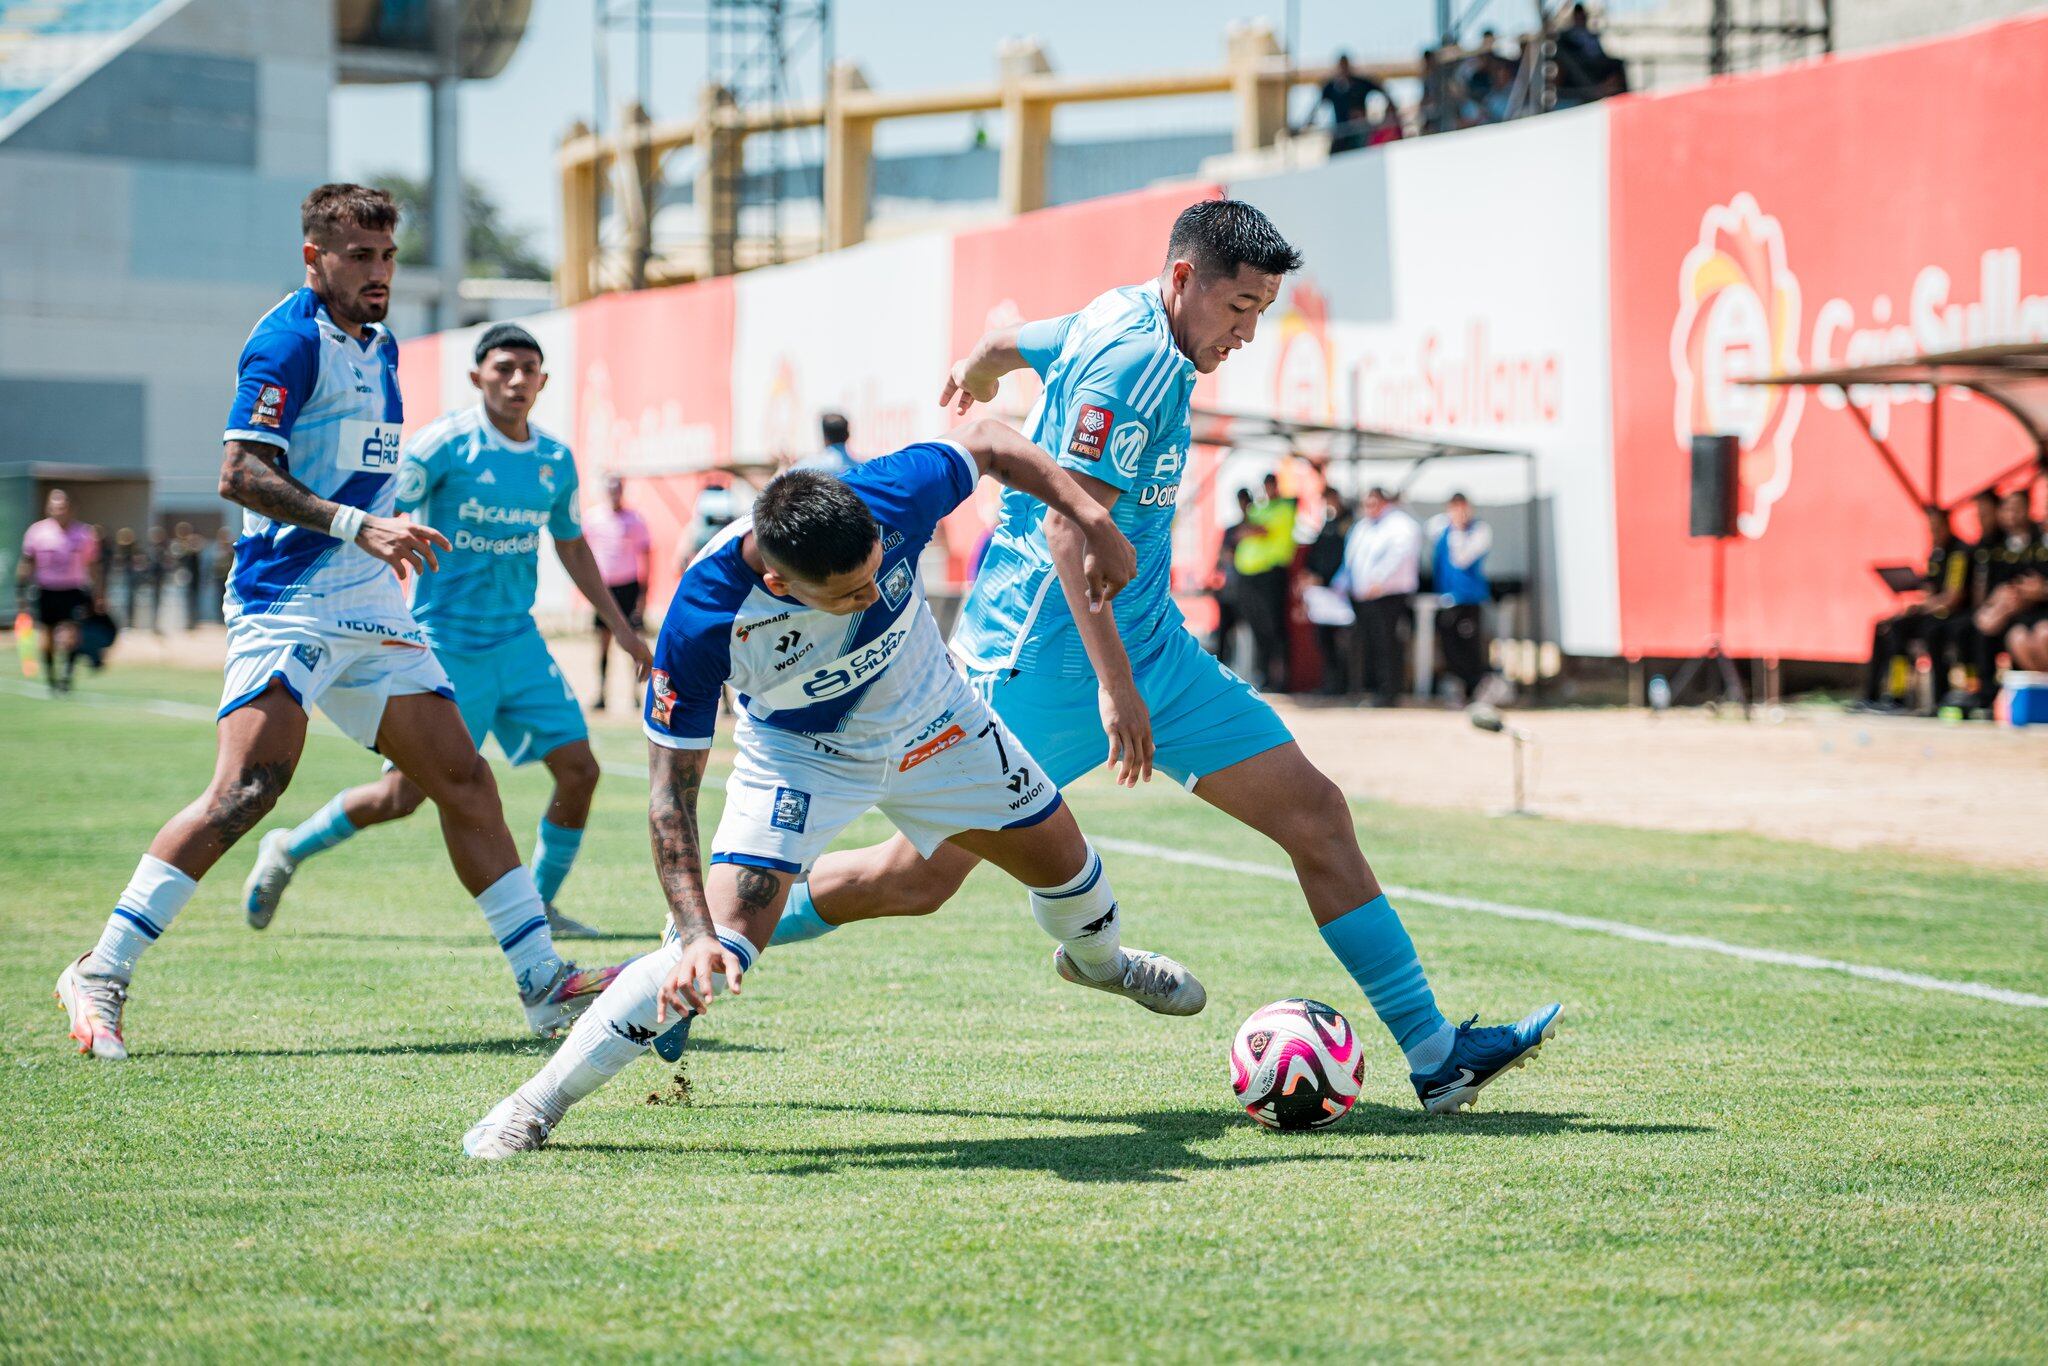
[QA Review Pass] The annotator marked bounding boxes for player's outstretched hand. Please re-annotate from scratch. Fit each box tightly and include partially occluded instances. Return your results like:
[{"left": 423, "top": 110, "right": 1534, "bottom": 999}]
[
  {"left": 1079, "top": 520, "right": 1137, "bottom": 612},
  {"left": 656, "top": 931, "right": 744, "bottom": 1022},
  {"left": 939, "top": 356, "right": 1000, "bottom": 415},
  {"left": 1098, "top": 682, "right": 1155, "bottom": 787},
  {"left": 622, "top": 628, "right": 655, "bottom": 682},
  {"left": 357, "top": 516, "right": 452, "bottom": 581}
]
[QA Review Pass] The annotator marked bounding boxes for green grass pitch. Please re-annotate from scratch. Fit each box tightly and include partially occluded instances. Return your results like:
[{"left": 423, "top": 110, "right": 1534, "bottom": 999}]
[{"left": 3, "top": 668, "right": 2046, "bottom": 1360}]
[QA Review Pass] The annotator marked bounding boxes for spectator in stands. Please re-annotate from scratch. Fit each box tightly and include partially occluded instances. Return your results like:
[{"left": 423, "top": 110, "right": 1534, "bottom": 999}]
[
  {"left": 14, "top": 489, "right": 101, "bottom": 694},
  {"left": 139, "top": 524, "right": 169, "bottom": 633},
  {"left": 1303, "top": 486, "right": 1354, "bottom": 696},
  {"left": 583, "top": 474, "right": 652, "bottom": 711},
  {"left": 1365, "top": 92, "right": 1404, "bottom": 145},
  {"left": 1341, "top": 486, "right": 1423, "bottom": 707},
  {"left": 1208, "top": 487, "right": 1256, "bottom": 662},
  {"left": 1235, "top": 472, "right": 1298, "bottom": 693},
  {"left": 1952, "top": 487, "right": 2013, "bottom": 707},
  {"left": 1860, "top": 504, "right": 1969, "bottom": 714},
  {"left": 208, "top": 527, "right": 234, "bottom": 624},
  {"left": 107, "top": 527, "right": 142, "bottom": 628},
  {"left": 1429, "top": 493, "right": 1495, "bottom": 704},
  {"left": 1555, "top": 3, "right": 1629, "bottom": 105},
  {"left": 1312, "top": 52, "right": 1386, "bottom": 154},
  {"left": 798, "top": 411, "right": 859, "bottom": 477},
  {"left": 1970, "top": 490, "right": 2047, "bottom": 694},
  {"left": 168, "top": 521, "right": 201, "bottom": 631}
]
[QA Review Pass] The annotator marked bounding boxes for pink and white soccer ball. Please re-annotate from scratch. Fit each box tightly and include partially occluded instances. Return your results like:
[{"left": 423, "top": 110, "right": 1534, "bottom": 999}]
[{"left": 1230, "top": 998, "right": 1365, "bottom": 1130}]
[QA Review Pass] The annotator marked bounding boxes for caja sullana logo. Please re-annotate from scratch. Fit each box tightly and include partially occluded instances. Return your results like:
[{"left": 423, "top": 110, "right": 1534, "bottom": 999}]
[
  {"left": 1269, "top": 280, "right": 1336, "bottom": 425},
  {"left": 1670, "top": 193, "right": 1805, "bottom": 538}
]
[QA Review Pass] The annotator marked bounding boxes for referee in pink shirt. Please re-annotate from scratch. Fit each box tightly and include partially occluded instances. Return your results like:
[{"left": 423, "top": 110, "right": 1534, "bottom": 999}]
[
  {"left": 14, "top": 489, "right": 104, "bottom": 694},
  {"left": 581, "top": 475, "right": 651, "bottom": 710}
]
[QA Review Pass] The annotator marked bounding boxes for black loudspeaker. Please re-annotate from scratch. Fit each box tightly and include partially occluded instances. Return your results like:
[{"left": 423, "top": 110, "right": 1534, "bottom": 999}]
[{"left": 1689, "top": 434, "right": 1740, "bottom": 539}]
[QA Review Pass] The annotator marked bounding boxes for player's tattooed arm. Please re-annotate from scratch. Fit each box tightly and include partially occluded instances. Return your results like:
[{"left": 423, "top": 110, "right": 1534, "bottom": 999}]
[
  {"left": 218, "top": 440, "right": 451, "bottom": 579},
  {"left": 647, "top": 743, "right": 714, "bottom": 944}
]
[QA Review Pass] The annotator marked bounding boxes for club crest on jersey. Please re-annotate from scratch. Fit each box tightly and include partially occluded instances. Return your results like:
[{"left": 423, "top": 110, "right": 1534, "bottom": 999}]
[
  {"left": 770, "top": 786, "right": 810, "bottom": 832},
  {"left": 251, "top": 383, "right": 288, "bottom": 429},
  {"left": 1108, "top": 420, "right": 1149, "bottom": 478},
  {"left": 1068, "top": 404, "right": 1114, "bottom": 461},
  {"left": 880, "top": 559, "right": 913, "bottom": 610},
  {"left": 538, "top": 464, "right": 556, "bottom": 491},
  {"left": 648, "top": 669, "right": 676, "bottom": 726}
]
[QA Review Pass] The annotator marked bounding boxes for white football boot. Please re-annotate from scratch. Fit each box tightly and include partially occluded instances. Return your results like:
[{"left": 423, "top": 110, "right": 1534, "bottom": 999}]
[
  {"left": 242, "top": 829, "right": 297, "bottom": 930},
  {"left": 462, "top": 1092, "right": 553, "bottom": 1160},
  {"left": 56, "top": 955, "right": 129, "bottom": 1060},
  {"left": 1054, "top": 946, "right": 1207, "bottom": 1016}
]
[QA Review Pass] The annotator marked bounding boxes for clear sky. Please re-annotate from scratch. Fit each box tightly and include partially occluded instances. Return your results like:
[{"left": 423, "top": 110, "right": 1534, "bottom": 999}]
[{"left": 330, "top": 1, "right": 1555, "bottom": 262}]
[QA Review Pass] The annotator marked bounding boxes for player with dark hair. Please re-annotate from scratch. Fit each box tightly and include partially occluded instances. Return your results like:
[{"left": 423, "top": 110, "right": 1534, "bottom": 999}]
[
  {"left": 243, "top": 323, "right": 654, "bottom": 939},
  {"left": 462, "top": 420, "right": 1204, "bottom": 1159},
  {"left": 55, "top": 185, "right": 628, "bottom": 1061},
  {"left": 765, "top": 197, "right": 1562, "bottom": 1115}
]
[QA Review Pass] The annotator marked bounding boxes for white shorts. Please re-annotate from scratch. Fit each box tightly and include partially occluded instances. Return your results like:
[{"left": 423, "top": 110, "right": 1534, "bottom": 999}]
[
  {"left": 218, "top": 615, "right": 453, "bottom": 749},
  {"left": 710, "top": 682, "right": 1063, "bottom": 875}
]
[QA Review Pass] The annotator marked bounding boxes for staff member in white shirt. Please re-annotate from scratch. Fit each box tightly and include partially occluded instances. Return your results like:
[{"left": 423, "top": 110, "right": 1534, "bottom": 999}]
[{"left": 1338, "top": 487, "right": 1422, "bottom": 706}]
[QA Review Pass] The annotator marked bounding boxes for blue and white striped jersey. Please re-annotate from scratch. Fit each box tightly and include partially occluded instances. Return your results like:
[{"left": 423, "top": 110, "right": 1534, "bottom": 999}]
[
  {"left": 643, "top": 441, "right": 977, "bottom": 758},
  {"left": 221, "top": 287, "right": 410, "bottom": 632},
  {"left": 951, "top": 282, "right": 1197, "bottom": 677}
]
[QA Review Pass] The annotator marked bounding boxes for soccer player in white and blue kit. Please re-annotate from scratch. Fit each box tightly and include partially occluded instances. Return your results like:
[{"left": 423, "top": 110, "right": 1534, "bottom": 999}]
[
  {"left": 55, "top": 186, "right": 625, "bottom": 1061},
  {"left": 242, "top": 323, "right": 653, "bottom": 939},
  {"left": 771, "top": 201, "right": 1563, "bottom": 1114},
  {"left": 463, "top": 420, "right": 1206, "bottom": 1158}
]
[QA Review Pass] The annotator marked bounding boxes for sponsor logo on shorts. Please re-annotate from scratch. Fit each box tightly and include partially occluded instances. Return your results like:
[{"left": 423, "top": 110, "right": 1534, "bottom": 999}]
[
  {"left": 770, "top": 786, "right": 810, "bottom": 833},
  {"left": 1068, "top": 404, "right": 1114, "bottom": 461},
  {"left": 898, "top": 723, "right": 966, "bottom": 772},
  {"left": 1005, "top": 766, "right": 1047, "bottom": 810},
  {"left": 335, "top": 619, "right": 428, "bottom": 647},
  {"left": 649, "top": 669, "right": 676, "bottom": 726},
  {"left": 908, "top": 708, "right": 956, "bottom": 744},
  {"left": 251, "top": 383, "right": 288, "bottom": 429},
  {"left": 880, "top": 560, "right": 913, "bottom": 611}
]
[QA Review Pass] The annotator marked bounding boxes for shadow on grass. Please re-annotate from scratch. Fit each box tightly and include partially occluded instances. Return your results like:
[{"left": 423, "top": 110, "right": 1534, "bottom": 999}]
[
  {"left": 155, "top": 1035, "right": 772, "bottom": 1060},
  {"left": 555, "top": 1097, "right": 1708, "bottom": 1183}
]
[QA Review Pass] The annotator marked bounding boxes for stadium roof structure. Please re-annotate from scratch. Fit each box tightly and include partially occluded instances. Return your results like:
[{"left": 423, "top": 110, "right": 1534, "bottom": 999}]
[
  {"left": 1737, "top": 341, "right": 2048, "bottom": 509},
  {"left": 1189, "top": 408, "right": 1532, "bottom": 491}
]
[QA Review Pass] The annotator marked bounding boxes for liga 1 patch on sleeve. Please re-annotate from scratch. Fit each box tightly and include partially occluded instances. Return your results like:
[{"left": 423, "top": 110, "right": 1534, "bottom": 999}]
[
  {"left": 1067, "top": 404, "right": 1115, "bottom": 461},
  {"left": 251, "top": 384, "right": 288, "bottom": 429}
]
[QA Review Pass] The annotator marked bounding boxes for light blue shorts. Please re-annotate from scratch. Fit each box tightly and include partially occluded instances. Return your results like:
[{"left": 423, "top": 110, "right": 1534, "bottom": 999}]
[
  {"left": 438, "top": 629, "right": 588, "bottom": 767},
  {"left": 968, "top": 627, "right": 1294, "bottom": 790}
]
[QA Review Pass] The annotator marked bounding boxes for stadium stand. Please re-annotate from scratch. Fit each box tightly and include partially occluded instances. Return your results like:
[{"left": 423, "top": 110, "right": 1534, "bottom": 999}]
[{"left": 0, "top": 0, "right": 165, "bottom": 126}]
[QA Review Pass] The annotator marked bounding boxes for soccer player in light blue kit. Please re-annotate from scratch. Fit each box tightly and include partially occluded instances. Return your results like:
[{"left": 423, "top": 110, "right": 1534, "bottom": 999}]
[
  {"left": 55, "top": 186, "right": 625, "bottom": 1061},
  {"left": 769, "top": 200, "right": 1563, "bottom": 1114},
  {"left": 244, "top": 324, "right": 654, "bottom": 938}
]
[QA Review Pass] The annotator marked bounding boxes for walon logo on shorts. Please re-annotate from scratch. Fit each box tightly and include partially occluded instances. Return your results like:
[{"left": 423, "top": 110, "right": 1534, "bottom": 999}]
[{"left": 770, "top": 786, "right": 811, "bottom": 833}]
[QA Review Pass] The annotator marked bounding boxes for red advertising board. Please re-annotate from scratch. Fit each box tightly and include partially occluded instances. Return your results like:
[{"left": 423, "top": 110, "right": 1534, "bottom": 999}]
[
  {"left": 949, "top": 181, "right": 1225, "bottom": 594},
  {"left": 571, "top": 278, "right": 737, "bottom": 609},
  {"left": 395, "top": 333, "right": 441, "bottom": 441},
  {"left": 1608, "top": 15, "right": 2048, "bottom": 661}
]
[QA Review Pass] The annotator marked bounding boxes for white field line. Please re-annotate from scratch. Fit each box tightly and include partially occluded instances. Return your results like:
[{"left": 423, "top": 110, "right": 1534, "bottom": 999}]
[
  {"left": 1091, "top": 837, "right": 2048, "bottom": 1011},
  {"left": 14, "top": 680, "right": 2043, "bottom": 1010}
]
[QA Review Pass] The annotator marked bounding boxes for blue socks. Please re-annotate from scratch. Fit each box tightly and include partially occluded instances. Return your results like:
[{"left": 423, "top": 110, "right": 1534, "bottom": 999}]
[
  {"left": 284, "top": 795, "right": 358, "bottom": 863},
  {"left": 1318, "top": 895, "right": 1456, "bottom": 1073},
  {"left": 531, "top": 818, "right": 584, "bottom": 905},
  {"left": 770, "top": 881, "right": 838, "bottom": 946}
]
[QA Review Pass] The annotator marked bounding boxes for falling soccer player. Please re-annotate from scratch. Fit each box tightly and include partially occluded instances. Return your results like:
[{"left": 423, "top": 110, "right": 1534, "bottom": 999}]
[
  {"left": 766, "top": 199, "right": 1562, "bottom": 1114},
  {"left": 463, "top": 420, "right": 1206, "bottom": 1158},
  {"left": 55, "top": 186, "right": 629, "bottom": 1061},
  {"left": 243, "top": 323, "right": 653, "bottom": 940}
]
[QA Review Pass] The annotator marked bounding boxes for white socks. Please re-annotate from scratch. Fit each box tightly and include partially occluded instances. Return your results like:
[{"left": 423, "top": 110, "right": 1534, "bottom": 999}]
[
  {"left": 517, "top": 927, "right": 759, "bottom": 1123},
  {"left": 85, "top": 855, "right": 197, "bottom": 980},
  {"left": 475, "top": 866, "right": 559, "bottom": 983},
  {"left": 1028, "top": 843, "right": 1123, "bottom": 981}
]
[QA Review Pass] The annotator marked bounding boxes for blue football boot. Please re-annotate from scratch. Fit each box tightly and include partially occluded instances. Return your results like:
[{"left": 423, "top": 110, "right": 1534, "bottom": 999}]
[
  {"left": 1411, "top": 1003, "right": 1563, "bottom": 1114},
  {"left": 651, "top": 1014, "right": 692, "bottom": 1062}
]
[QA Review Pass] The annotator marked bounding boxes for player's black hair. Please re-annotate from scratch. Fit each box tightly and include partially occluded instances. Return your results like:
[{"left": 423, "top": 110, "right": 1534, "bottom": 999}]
[
  {"left": 754, "top": 470, "right": 880, "bottom": 582},
  {"left": 301, "top": 183, "right": 398, "bottom": 244},
  {"left": 820, "top": 411, "right": 851, "bottom": 445},
  {"left": 1166, "top": 199, "right": 1303, "bottom": 280},
  {"left": 474, "top": 323, "right": 543, "bottom": 365}
]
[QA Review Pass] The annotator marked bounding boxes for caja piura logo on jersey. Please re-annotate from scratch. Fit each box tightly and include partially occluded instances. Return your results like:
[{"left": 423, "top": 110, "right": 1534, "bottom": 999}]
[{"left": 1670, "top": 193, "right": 1804, "bottom": 538}]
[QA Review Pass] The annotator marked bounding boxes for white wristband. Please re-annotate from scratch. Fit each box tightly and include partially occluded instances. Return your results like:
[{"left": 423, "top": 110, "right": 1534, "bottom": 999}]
[{"left": 328, "top": 505, "right": 367, "bottom": 546}]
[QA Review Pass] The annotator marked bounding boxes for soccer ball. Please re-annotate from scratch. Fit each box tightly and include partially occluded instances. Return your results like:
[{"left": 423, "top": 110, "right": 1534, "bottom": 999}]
[{"left": 1230, "top": 998, "right": 1365, "bottom": 1130}]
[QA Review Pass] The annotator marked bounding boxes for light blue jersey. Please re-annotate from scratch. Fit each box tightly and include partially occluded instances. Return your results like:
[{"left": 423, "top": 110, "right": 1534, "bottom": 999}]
[
  {"left": 394, "top": 406, "right": 583, "bottom": 653},
  {"left": 952, "top": 283, "right": 1197, "bottom": 677}
]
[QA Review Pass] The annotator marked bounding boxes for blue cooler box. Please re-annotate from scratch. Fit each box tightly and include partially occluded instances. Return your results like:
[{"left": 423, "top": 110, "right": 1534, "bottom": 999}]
[{"left": 1999, "top": 671, "right": 2048, "bottom": 727}]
